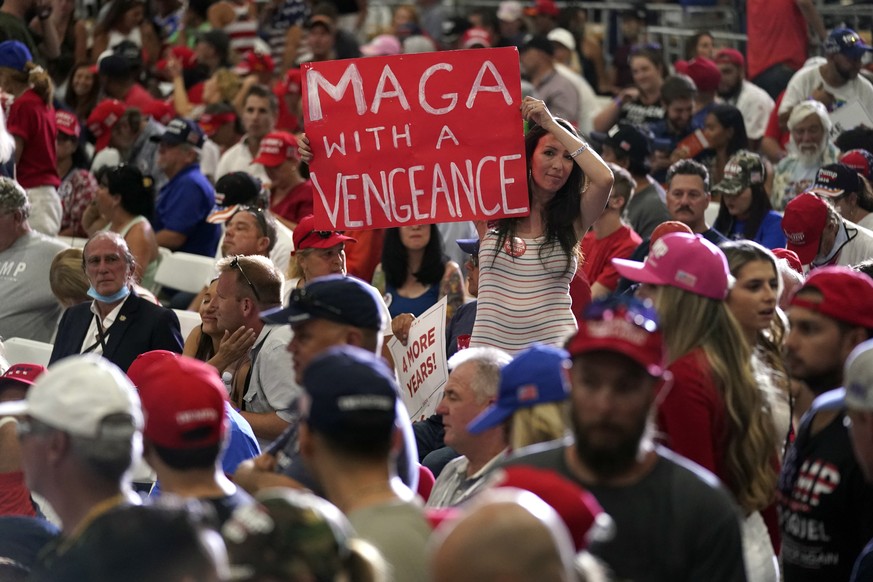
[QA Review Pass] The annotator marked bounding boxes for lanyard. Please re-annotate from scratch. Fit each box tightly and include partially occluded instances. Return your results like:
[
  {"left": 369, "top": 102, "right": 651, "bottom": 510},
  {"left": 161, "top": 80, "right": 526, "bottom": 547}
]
[{"left": 83, "top": 313, "right": 110, "bottom": 354}]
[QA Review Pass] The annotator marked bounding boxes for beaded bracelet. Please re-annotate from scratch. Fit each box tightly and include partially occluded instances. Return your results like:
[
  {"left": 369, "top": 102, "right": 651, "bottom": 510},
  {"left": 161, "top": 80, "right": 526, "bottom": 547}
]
[{"left": 570, "top": 143, "right": 590, "bottom": 159}]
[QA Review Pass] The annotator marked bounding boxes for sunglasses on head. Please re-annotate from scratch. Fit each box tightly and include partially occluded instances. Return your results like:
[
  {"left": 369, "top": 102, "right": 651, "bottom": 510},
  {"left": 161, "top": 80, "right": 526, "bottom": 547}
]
[
  {"left": 299, "top": 228, "right": 345, "bottom": 247},
  {"left": 230, "top": 256, "right": 261, "bottom": 302}
]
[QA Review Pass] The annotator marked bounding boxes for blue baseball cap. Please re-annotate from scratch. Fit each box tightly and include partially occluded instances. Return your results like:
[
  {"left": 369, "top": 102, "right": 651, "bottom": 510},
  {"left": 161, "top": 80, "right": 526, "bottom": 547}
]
[
  {"left": 825, "top": 28, "right": 873, "bottom": 60},
  {"left": 261, "top": 275, "right": 386, "bottom": 331},
  {"left": 468, "top": 344, "right": 570, "bottom": 434},
  {"left": 456, "top": 238, "right": 480, "bottom": 256},
  {"left": 150, "top": 117, "right": 205, "bottom": 148},
  {"left": 302, "top": 345, "right": 398, "bottom": 438},
  {"left": 0, "top": 41, "right": 32, "bottom": 72}
]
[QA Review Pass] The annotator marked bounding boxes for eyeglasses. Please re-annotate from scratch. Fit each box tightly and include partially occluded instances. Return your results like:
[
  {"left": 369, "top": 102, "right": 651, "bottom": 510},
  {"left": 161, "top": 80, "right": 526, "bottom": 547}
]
[
  {"left": 583, "top": 295, "right": 659, "bottom": 332},
  {"left": 238, "top": 205, "right": 269, "bottom": 236},
  {"left": 290, "top": 287, "right": 343, "bottom": 316},
  {"left": 230, "top": 256, "right": 261, "bottom": 302},
  {"left": 298, "top": 229, "right": 344, "bottom": 247}
]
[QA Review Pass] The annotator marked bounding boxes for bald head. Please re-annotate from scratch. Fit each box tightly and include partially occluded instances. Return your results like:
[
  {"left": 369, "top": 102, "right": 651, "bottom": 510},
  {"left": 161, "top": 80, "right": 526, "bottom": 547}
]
[{"left": 430, "top": 489, "right": 575, "bottom": 582}]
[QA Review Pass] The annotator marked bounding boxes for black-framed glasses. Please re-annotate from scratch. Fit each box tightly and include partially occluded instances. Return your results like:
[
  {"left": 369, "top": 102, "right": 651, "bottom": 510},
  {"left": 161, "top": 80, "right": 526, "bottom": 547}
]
[
  {"left": 583, "top": 295, "right": 659, "bottom": 332},
  {"left": 299, "top": 229, "right": 344, "bottom": 247},
  {"left": 230, "top": 256, "right": 261, "bottom": 302},
  {"left": 290, "top": 287, "right": 343, "bottom": 316}
]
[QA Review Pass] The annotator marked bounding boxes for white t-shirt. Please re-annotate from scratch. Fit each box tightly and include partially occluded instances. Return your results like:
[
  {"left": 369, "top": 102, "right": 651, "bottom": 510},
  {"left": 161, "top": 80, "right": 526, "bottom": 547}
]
[
  {"left": 736, "top": 80, "right": 775, "bottom": 140},
  {"left": 555, "top": 62, "right": 599, "bottom": 135},
  {"left": 779, "top": 65, "right": 873, "bottom": 118},
  {"left": 215, "top": 137, "right": 269, "bottom": 184}
]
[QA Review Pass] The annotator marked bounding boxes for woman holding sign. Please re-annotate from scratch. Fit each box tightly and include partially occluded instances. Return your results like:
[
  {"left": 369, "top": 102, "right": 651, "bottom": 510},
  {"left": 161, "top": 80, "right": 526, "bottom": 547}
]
[{"left": 469, "top": 97, "right": 613, "bottom": 354}]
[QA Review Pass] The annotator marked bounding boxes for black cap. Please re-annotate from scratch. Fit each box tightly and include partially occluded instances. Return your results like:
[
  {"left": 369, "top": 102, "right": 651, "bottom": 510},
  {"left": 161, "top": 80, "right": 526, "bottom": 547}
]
[
  {"left": 261, "top": 275, "right": 386, "bottom": 331},
  {"left": 591, "top": 122, "right": 652, "bottom": 159},
  {"left": 113, "top": 40, "right": 142, "bottom": 68},
  {"left": 521, "top": 34, "right": 555, "bottom": 56},
  {"left": 98, "top": 53, "right": 131, "bottom": 77},
  {"left": 150, "top": 117, "right": 206, "bottom": 148},
  {"left": 215, "top": 172, "right": 264, "bottom": 207}
]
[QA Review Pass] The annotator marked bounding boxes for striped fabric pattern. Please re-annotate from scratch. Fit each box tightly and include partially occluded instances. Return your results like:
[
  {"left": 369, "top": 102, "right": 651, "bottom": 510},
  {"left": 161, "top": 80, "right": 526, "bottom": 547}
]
[
  {"left": 226, "top": 3, "right": 259, "bottom": 55},
  {"left": 470, "top": 231, "right": 577, "bottom": 355}
]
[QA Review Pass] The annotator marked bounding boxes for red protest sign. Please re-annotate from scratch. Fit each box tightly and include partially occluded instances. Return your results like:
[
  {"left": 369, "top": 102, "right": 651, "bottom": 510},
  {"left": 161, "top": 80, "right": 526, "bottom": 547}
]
[{"left": 302, "top": 47, "right": 529, "bottom": 230}]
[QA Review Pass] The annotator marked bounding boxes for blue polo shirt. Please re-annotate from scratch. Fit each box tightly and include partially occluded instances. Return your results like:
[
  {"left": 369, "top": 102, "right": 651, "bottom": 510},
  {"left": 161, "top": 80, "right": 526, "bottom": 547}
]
[{"left": 154, "top": 163, "right": 220, "bottom": 256}]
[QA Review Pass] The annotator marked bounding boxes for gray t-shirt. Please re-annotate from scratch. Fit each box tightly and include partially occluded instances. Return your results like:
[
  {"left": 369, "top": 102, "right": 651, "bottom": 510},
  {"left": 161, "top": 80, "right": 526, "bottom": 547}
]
[
  {"left": 502, "top": 440, "right": 748, "bottom": 582},
  {"left": 348, "top": 499, "right": 431, "bottom": 582},
  {"left": 244, "top": 324, "right": 300, "bottom": 449},
  {"left": 0, "top": 231, "right": 68, "bottom": 343},
  {"left": 625, "top": 181, "right": 670, "bottom": 241}
]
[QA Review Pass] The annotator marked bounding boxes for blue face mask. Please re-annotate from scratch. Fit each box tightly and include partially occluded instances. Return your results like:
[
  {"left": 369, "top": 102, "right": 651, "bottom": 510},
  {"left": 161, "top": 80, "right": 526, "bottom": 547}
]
[{"left": 87, "top": 284, "right": 131, "bottom": 304}]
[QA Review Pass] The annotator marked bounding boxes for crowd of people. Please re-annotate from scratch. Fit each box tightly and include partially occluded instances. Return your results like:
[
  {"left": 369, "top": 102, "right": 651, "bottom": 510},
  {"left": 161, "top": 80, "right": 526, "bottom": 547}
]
[{"left": 1, "top": 0, "right": 873, "bottom": 579}]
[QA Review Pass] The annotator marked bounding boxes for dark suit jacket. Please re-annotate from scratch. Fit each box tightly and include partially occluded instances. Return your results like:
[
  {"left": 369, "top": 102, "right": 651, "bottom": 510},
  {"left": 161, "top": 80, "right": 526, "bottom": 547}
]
[{"left": 50, "top": 293, "right": 184, "bottom": 372}]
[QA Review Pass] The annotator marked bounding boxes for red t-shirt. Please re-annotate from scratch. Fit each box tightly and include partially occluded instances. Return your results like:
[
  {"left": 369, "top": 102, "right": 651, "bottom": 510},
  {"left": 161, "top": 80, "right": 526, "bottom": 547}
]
[
  {"left": 273, "top": 82, "right": 301, "bottom": 134},
  {"left": 0, "top": 471, "right": 36, "bottom": 517},
  {"left": 124, "top": 83, "right": 163, "bottom": 114},
  {"left": 747, "top": 0, "right": 808, "bottom": 79},
  {"left": 270, "top": 180, "right": 313, "bottom": 226},
  {"left": 344, "top": 228, "right": 384, "bottom": 282},
  {"left": 7, "top": 88, "right": 60, "bottom": 188},
  {"left": 658, "top": 348, "right": 729, "bottom": 483},
  {"left": 569, "top": 267, "right": 591, "bottom": 327},
  {"left": 580, "top": 224, "right": 642, "bottom": 292},
  {"left": 763, "top": 92, "right": 790, "bottom": 149}
]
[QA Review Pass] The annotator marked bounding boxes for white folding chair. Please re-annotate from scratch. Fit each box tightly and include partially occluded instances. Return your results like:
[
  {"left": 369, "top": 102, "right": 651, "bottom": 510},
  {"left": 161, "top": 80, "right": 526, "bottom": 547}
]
[
  {"left": 1, "top": 337, "right": 53, "bottom": 367},
  {"left": 153, "top": 252, "right": 216, "bottom": 294},
  {"left": 173, "top": 309, "right": 202, "bottom": 339}
]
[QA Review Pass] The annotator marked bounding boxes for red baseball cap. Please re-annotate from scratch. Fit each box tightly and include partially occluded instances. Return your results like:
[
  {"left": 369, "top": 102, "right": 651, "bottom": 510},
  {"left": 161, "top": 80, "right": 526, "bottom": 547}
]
[
  {"left": 198, "top": 110, "right": 237, "bottom": 137},
  {"left": 253, "top": 131, "right": 299, "bottom": 167},
  {"left": 567, "top": 297, "right": 666, "bottom": 378},
  {"left": 0, "top": 363, "right": 46, "bottom": 391},
  {"left": 55, "top": 110, "right": 81, "bottom": 139},
  {"left": 461, "top": 27, "right": 493, "bottom": 49},
  {"left": 493, "top": 466, "right": 610, "bottom": 551},
  {"left": 129, "top": 351, "right": 228, "bottom": 449},
  {"left": 781, "top": 193, "right": 830, "bottom": 266},
  {"left": 715, "top": 48, "right": 745, "bottom": 69},
  {"left": 284, "top": 68, "right": 302, "bottom": 96},
  {"left": 87, "top": 99, "right": 127, "bottom": 152},
  {"left": 840, "top": 149, "right": 873, "bottom": 181},
  {"left": 292, "top": 214, "right": 356, "bottom": 250},
  {"left": 526, "top": 0, "right": 559, "bottom": 17},
  {"left": 141, "top": 100, "right": 176, "bottom": 126},
  {"left": 772, "top": 248, "right": 804, "bottom": 275},
  {"left": 235, "top": 50, "right": 276, "bottom": 76},
  {"left": 674, "top": 58, "right": 721, "bottom": 93},
  {"left": 790, "top": 266, "right": 873, "bottom": 329}
]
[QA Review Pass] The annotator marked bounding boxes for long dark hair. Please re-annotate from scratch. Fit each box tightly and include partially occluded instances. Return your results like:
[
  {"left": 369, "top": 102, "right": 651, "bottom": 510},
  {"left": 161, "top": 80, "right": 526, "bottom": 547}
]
[
  {"left": 382, "top": 225, "right": 446, "bottom": 289},
  {"left": 63, "top": 62, "right": 100, "bottom": 119},
  {"left": 493, "top": 118, "right": 583, "bottom": 274},
  {"left": 713, "top": 182, "right": 774, "bottom": 241},
  {"left": 708, "top": 104, "right": 748, "bottom": 156},
  {"left": 102, "top": 164, "right": 155, "bottom": 219}
]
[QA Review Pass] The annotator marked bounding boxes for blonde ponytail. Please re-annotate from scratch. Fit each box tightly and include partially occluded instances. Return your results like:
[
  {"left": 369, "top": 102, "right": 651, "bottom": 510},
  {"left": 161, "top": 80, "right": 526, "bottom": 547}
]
[{"left": 24, "top": 62, "right": 53, "bottom": 104}]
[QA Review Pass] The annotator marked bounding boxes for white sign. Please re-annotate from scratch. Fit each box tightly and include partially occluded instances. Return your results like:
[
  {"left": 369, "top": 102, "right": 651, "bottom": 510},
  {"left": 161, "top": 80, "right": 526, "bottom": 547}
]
[
  {"left": 830, "top": 102, "right": 873, "bottom": 140},
  {"left": 388, "top": 296, "right": 448, "bottom": 420}
]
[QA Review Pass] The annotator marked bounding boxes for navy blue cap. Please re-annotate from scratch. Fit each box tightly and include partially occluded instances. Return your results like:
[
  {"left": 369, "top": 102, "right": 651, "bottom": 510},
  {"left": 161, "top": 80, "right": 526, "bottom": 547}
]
[
  {"left": 590, "top": 122, "right": 652, "bottom": 158},
  {"left": 302, "top": 345, "right": 398, "bottom": 438},
  {"left": 98, "top": 53, "right": 132, "bottom": 77},
  {"left": 0, "top": 41, "right": 33, "bottom": 72},
  {"left": 825, "top": 28, "right": 873, "bottom": 60},
  {"left": 150, "top": 117, "right": 206, "bottom": 148},
  {"left": 468, "top": 344, "right": 570, "bottom": 434},
  {"left": 0, "top": 516, "right": 60, "bottom": 573},
  {"left": 261, "top": 275, "right": 386, "bottom": 331},
  {"left": 456, "top": 238, "right": 480, "bottom": 256}
]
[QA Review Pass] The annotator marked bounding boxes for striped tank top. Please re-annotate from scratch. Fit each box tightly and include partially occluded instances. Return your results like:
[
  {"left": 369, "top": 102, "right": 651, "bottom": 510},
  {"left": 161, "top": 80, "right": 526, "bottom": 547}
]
[
  {"left": 470, "top": 230, "right": 578, "bottom": 355},
  {"left": 225, "top": 1, "right": 259, "bottom": 56}
]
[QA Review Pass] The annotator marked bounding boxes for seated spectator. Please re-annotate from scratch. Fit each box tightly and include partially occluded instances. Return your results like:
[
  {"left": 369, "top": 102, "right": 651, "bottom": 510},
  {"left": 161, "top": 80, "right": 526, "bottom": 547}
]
[
  {"left": 49, "top": 247, "right": 159, "bottom": 307},
  {"left": 211, "top": 255, "right": 296, "bottom": 446},
  {"left": 446, "top": 238, "right": 480, "bottom": 358},
  {"left": 649, "top": 75, "right": 697, "bottom": 181},
  {"left": 772, "top": 100, "right": 839, "bottom": 210},
  {"left": 222, "top": 488, "right": 386, "bottom": 582},
  {"left": 91, "top": 165, "right": 159, "bottom": 289},
  {"left": 151, "top": 118, "right": 220, "bottom": 257},
  {"left": 547, "top": 28, "right": 598, "bottom": 134},
  {"left": 778, "top": 28, "right": 873, "bottom": 127},
  {"left": 841, "top": 148, "right": 873, "bottom": 181},
  {"left": 61, "top": 63, "right": 99, "bottom": 125},
  {"left": 593, "top": 122, "right": 668, "bottom": 240},
  {"left": 50, "top": 232, "right": 183, "bottom": 371},
  {"left": 715, "top": 49, "right": 775, "bottom": 149},
  {"left": 664, "top": 159, "right": 727, "bottom": 244},
  {"left": 91, "top": 0, "right": 161, "bottom": 65},
  {"left": 699, "top": 103, "right": 749, "bottom": 187},
  {"left": 782, "top": 192, "right": 873, "bottom": 268},
  {"left": 298, "top": 345, "right": 431, "bottom": 581},
  {"left": 169, "top": 66, "right": 241, "bottom": 120},
  {"left": 0, "top": 178, "right": 68, "bottom": 343},
  {"left": 468, "top": 344, "right": 570, "bottom": 451},
  {"left": 713, "top": 150, "right": 787, "bottom": 249},
  {"left": 426, "top": 347, "right": 512, "bottom": 508},
  {"left": 252, "top": 130, "right": 312, "bottom": 229},
  {"left": 285, "top": 214, "right": 355, "bottom": 298},
  {"left": 685, "top": 31, "right": 715, "bottom": 60},
  {"left": 55, "top": 111, "right": 96, "bottom": 238},
  {"left": 581, "top": 164, "right": 642, "bottom": 298},
  {"left": 372, "top": 225, "right": 465, "bottom": 321},
  {"left": 130, "top": 353, "right": 256, "bottom": 523},
  {"left": 97, "top": 51, "right": 162, "bottom": 115},
  {"left": 811, "top": 162, "right": 873, "bottom": 231},
  {"left": 215, "top": 84, "right": 275, "bottom": 183},
  {"left": 430, "top": 488, "right": 578, "bottom": 582},
  {"left": 674, "top": 57, "right": 721, "bottom": 129},
  {"left": 198, "top": 103, "right": 243, "bottom": 154}
]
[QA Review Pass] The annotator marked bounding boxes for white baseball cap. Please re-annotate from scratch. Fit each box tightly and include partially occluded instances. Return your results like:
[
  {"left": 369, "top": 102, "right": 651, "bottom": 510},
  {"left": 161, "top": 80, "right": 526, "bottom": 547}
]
[
  {"left": 845, "top": 340, "right": 873, "bottom": 411},
  {"left": 547, "top": 28, "right": 576, "bottom": 52},
  {"left": 497, "top": 0, "right": 523, "bottom": 22},
  {"left": 0, "top": 354, "right": 143, "bottom": 438}
]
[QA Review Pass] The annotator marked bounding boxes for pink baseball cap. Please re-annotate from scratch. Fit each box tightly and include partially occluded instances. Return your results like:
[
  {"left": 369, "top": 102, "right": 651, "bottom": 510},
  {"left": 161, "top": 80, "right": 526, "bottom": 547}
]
[
  {"left": 612, "top": 232, "right": 731, "bottom": 300},
  {"left": 361, "top": 34, "right": 402, "bottom": 57}
]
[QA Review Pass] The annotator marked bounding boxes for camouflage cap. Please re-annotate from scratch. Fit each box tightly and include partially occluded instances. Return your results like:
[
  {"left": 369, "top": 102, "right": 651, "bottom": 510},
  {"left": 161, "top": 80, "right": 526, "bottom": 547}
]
[
  {"left": 0, "top": 177, "right": 29, "bottom": 215},
  {"left": 222, "top": 488, "right": 352, "bottom": 581},
  {"left": 713, "top": 150, "right": 766, "bottom": 196}
]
